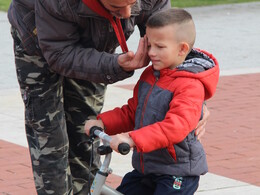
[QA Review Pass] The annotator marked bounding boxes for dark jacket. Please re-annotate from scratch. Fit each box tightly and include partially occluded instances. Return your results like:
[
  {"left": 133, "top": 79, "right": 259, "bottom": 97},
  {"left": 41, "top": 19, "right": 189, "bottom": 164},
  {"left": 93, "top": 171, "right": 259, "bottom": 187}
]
[
  {"left": 99, "top": 49, "right": 219, "bottom": 176},
  {"left": 8, "top": 0, "right": 170, "bottom": 84}
]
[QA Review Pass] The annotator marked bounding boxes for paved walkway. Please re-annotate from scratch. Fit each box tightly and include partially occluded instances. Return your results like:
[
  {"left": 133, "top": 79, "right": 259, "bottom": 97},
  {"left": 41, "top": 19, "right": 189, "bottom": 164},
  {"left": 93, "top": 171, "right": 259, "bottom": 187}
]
[{"left": 1, "top": 2, "right": 260, "bottom": 195}]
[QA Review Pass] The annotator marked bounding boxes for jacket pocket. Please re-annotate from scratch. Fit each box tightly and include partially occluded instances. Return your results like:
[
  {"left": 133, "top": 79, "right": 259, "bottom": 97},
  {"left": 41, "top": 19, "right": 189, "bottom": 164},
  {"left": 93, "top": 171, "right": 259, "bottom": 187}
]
[
  {"left": 14, "top": 3, "right": 41, "bottom": 56},
  {"left": 23, "top": 86, "right": 36, "bottom": 123},
  {"left": 22, "top": 11, "right": 41, "bottom": 56},
  {"left": 144, "top": 148, "right": 175, "bottom": 165}
]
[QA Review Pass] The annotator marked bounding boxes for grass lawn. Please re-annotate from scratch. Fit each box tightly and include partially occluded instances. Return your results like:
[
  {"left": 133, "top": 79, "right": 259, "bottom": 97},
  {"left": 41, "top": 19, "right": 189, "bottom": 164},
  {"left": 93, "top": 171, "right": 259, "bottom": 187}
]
[
  {"left": 0, "top": 0, "right": 260, "bottom": 11},
  {"left": 0, "top": 0, "right": 10, "bottom": 11},
  {"left": 172, "top": 0, "right": 260, "bottom": 7}
]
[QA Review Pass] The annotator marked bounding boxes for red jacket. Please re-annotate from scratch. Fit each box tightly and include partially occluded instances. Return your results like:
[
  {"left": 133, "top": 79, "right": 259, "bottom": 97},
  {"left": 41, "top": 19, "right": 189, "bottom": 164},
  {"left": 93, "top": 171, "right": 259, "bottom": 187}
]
[{"left": 99, "top": 49, "right": 219, "bottom": 176}]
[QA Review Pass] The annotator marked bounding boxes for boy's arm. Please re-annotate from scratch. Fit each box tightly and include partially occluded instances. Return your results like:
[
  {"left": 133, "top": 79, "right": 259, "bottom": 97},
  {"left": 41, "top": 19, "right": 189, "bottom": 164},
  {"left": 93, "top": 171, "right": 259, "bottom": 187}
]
[
  {"left": 129, "top": 78, "right": 205, "bottom": 153},
  {"left": 84, "top": 120, "right": 136, "bottom": 153},
  {"left": 97, "top": 80, "right": 140, "bottom": 135}
]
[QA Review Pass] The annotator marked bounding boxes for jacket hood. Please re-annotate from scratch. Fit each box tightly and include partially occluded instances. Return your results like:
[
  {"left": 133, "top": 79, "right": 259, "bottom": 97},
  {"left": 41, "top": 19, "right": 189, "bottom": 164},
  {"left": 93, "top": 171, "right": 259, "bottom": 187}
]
[{"left": 158, "top": 48, "right": 219, "bottom": 100}]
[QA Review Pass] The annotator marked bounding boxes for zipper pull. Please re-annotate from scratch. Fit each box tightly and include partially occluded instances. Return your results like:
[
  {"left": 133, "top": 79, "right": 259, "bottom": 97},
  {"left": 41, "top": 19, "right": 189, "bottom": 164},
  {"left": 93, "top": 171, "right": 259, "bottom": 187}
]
[{"left": 153, "top": 70, "right": 160, "bottom": 81}]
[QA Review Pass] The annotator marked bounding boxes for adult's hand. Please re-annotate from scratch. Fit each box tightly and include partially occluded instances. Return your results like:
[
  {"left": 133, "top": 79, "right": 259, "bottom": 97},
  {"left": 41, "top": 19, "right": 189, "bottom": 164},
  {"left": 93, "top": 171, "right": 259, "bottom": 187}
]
[
  {"left": 195, "top": 104, "right": 210, "bottom": 140},
  {"left": 118, "top": 36, "right": 150, "bottom": 72}
]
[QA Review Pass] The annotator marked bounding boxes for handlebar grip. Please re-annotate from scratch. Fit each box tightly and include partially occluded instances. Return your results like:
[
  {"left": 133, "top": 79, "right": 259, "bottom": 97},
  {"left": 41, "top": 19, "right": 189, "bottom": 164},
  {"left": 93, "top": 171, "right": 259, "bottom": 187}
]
[
  {"left": 118, "top": 143, "right": 130, "bottom": 155},
  {"left": 89, "top": 126, "right": 103, "bottom": 138}
]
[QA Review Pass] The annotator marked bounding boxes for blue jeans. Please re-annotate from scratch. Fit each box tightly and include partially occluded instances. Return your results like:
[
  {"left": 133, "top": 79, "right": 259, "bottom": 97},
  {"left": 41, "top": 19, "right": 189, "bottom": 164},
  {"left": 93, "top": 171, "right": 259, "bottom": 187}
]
[{"left": 117, "top": 169, "right": 199, "bottom": 195}]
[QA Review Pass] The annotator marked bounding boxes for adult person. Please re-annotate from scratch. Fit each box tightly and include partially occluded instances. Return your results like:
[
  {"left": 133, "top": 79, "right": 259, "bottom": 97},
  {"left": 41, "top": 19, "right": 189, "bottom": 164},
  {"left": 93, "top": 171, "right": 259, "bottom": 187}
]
[{"left": 7, "top": 0, "right": 208, "bottom": 194}]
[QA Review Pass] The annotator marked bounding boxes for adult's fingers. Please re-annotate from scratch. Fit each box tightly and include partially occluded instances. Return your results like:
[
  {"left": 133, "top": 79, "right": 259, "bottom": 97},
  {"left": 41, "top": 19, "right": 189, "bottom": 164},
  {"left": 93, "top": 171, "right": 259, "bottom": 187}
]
[
  {"left": 117, "top": 51, "right": 135, "bottom": 71},
  {"left": 132, "top": 37, "right": 149, "bottom": 69},
  {"left": 117, "top": 37, "right": 149, "bottom": 71},
  {"left": 195, "top": 104, "right": 210, "bottom": 140},
  {"left": 140, "top": 35, "right": 150, "bottom": 68},
  {"left": 196, "top": 123, "right": 206, "bottom": 141}
]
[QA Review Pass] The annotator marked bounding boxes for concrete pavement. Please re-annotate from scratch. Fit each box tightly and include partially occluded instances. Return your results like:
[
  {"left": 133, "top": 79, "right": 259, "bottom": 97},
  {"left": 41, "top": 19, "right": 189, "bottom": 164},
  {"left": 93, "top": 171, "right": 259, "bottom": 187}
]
[{"left": 1, "top": 2, "right": 260, "bottom": 194}]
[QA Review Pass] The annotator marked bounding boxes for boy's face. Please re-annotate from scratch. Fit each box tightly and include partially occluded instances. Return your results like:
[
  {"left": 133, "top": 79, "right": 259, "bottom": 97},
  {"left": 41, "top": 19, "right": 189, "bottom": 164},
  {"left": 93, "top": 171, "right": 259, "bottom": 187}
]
[{"left": 146, "top": 25, "right": 181, "bottom": 71}]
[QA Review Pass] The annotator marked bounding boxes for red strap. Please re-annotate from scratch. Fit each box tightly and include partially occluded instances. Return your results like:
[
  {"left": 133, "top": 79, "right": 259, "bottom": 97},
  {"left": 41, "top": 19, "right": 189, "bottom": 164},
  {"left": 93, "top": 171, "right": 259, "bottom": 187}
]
[{"left": 82, "top": 0, "right": 128, "bottom": 52}]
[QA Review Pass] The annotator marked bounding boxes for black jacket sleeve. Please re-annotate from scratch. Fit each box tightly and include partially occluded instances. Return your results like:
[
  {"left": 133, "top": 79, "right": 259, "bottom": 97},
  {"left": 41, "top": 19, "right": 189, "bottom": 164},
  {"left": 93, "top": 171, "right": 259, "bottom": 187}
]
[{"left": 35, "top": 0, "right": 133, "bottom": 84}]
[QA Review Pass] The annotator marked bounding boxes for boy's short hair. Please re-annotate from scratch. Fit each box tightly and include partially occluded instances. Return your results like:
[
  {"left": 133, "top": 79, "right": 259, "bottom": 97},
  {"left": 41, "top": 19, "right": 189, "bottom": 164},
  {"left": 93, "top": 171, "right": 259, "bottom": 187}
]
[{"left": 146, "top": 8, "right": 196, "bottom": 48}]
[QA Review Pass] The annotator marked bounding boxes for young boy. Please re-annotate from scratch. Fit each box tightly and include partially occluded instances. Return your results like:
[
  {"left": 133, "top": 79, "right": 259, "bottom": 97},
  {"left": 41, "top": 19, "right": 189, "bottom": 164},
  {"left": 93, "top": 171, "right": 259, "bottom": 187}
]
[{"left": 85, "top": 8, "right": 219, "bottom": 194}]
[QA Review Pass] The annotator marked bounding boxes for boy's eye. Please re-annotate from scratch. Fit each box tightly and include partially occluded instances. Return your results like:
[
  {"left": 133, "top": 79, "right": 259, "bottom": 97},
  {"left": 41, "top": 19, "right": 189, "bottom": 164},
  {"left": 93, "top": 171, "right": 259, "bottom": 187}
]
[{"left": 157, "top": 45, "right": 165, "bottom": 48}]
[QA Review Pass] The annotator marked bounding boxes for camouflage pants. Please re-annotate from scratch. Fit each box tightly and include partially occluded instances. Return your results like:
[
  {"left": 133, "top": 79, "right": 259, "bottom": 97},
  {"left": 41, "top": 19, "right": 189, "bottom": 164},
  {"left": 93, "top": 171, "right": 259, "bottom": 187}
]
[{"left": 11, "top": 27, "right": 106, "bottom": 195}]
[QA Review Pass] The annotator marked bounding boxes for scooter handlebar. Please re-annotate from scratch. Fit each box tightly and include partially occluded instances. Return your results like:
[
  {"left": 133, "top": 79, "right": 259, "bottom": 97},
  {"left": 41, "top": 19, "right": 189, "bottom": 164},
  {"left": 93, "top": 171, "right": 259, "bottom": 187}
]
[
  {"left": 90, "top": 126, "right": 130, "bottom": 155},
  {"left": 118, "top": 143, "right": 130, "bottom": 155}
]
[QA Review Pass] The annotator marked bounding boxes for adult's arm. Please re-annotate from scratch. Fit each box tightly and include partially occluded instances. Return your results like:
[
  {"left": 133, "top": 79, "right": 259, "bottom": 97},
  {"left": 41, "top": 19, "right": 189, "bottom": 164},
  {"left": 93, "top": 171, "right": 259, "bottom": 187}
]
[{"left": 35, "top": 0, "right": 133, "bottom": 84}]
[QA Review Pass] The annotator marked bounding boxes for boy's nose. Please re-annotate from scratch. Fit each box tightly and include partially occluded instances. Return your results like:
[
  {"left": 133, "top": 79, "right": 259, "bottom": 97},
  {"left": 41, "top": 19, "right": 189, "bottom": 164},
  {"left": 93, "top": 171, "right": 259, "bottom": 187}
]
[{"left": 148, "top": 48, "right": 155, "bottom": 57}]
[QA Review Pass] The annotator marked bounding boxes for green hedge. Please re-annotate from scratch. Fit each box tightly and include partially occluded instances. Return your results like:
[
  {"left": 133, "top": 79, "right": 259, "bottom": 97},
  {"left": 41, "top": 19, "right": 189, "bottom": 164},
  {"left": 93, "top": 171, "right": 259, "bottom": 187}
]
[
  {"left": 172, "top": 0, "right": 260, "bottom": 7},
  {"left": 0, "top": 0, "right": 11, "bottom": 11}
]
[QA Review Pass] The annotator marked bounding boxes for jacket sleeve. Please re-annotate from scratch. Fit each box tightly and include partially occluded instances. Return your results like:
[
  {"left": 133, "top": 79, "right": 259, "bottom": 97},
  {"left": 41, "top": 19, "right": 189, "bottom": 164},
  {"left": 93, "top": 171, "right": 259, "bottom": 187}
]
[
  {"left": 97, "top": 81, "right": 140, "bottom": 135},
  {"left": 35, "top": 0, "right": 133, "bottom": 84},
  {"left": 136, "top": 0, "right": 171, "bottom": 36},
  {"left": 129, "top": 78, "right": 205, "bottom": 153}
]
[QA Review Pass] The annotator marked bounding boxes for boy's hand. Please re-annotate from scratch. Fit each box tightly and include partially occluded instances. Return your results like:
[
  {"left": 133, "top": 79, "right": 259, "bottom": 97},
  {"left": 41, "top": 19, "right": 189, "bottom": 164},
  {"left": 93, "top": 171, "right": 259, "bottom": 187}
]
[
  {"left": 110, "top": 133, "right": 135, "bottom": 153},
  {"left": 195, "top": 105, "right": 210, "bottom": 140},
  {"left": 84, "top": 119, "right": 104, "bottom": 136}
]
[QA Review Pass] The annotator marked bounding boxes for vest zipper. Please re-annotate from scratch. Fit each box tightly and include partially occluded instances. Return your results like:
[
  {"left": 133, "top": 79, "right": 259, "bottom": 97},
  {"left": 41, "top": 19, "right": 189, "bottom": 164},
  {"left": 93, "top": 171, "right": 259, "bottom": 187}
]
[
  {"left": 139, "top": 76, "right": 159, "bottom": 174},
  {"left": 140, "top": 77, "right": 159, "bottom": 127}
]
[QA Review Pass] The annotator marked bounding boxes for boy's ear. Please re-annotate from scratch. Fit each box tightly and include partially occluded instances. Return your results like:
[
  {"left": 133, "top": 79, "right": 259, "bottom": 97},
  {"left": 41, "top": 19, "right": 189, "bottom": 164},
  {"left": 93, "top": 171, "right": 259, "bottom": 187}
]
[{"left": 178, "top": 42, "right": 190, "bottom": 56}]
